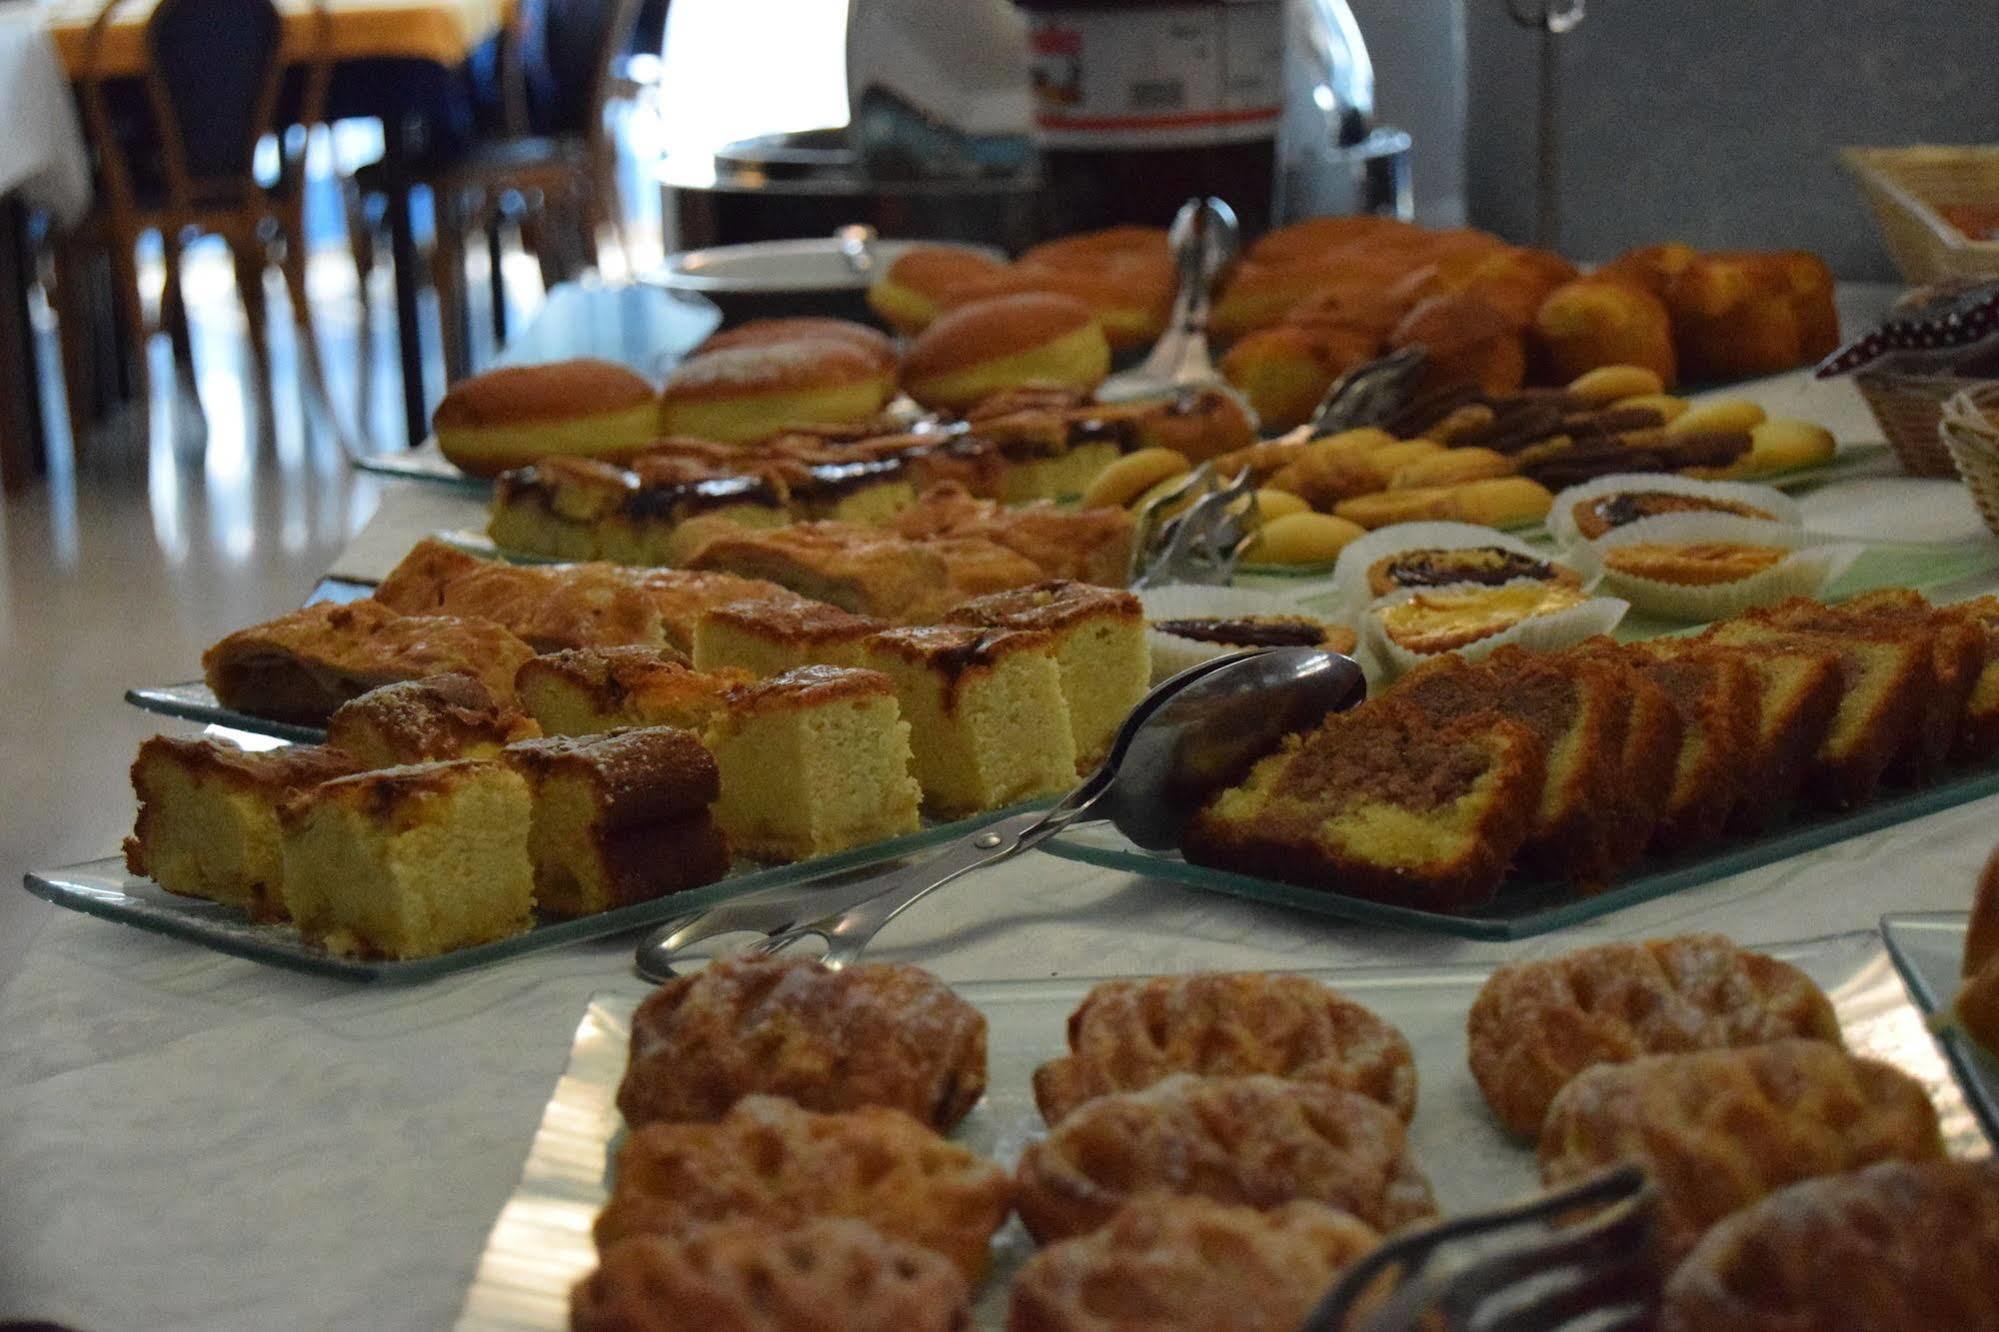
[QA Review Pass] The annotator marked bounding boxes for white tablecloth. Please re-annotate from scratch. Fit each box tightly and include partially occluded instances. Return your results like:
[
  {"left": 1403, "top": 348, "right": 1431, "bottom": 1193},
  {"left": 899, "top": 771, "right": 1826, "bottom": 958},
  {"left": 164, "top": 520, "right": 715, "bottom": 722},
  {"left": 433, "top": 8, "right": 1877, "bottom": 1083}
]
[
  {"left": 11, "top": 286, "right": 1999, "bottom": 1331},
  {"left": 0, "top": 6, "right": 89, "bottom": 222}
]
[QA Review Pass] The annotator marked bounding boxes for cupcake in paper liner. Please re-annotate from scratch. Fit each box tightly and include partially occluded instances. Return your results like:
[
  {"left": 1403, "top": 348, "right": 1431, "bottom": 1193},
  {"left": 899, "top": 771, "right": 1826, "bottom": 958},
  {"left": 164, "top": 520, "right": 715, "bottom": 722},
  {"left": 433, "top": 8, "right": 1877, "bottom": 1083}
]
[
  {"left": 1362, "top": 580, "right": 1628, "bottom": 678},
  {"left": 1566, "top": 512, "right": 1861, "bottom": 622},
  {"left": 1326, "top": 520, "right": 1588, "bottom": 622},
  {"left": 1546, "top": 473, "right": 1801, "bottom": 551},
  {"left": 1138, "top": 585, "right": 1358, "bottom": 684}
]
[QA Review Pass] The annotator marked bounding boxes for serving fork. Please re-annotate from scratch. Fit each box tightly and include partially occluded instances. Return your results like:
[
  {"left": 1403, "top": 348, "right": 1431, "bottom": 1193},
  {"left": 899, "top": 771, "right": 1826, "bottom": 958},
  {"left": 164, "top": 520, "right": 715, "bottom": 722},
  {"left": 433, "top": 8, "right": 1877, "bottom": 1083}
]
[
  {"left": 633, "top": 644, "right": 1365, "bottom": 980},
  {"left": 1299, "top": 1165, "right": 1660, "bottom": 1332}
]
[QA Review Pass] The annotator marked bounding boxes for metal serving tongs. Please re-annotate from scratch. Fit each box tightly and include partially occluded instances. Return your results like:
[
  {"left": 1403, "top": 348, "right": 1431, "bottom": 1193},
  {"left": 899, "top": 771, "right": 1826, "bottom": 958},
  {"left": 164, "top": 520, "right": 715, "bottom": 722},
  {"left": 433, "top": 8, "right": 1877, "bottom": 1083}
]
[
  {"left": 1097, "top": 196, "right": 1245, "bottom": 405},
  {"left": 1298, "top": 1166, "right": 1660, "bottom": 1332},
  {"left": 1303, "top": 344, "right": 1432, "bottom": 439},
  {"left": 634, "top": 645, "right": 1366, "bottom": 981},
  {"left": 1129, "top": 462, "right": 1260, "bottom": 588}
]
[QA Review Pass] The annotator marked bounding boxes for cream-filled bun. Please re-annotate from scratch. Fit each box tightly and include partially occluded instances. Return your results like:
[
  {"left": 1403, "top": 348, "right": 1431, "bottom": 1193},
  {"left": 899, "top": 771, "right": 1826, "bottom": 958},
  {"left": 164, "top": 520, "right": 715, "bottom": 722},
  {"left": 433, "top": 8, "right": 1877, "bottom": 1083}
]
[
  {"left": 694, "top": 317, "right": 898, "bottom": 375},
  {"left": 432, "top": 358, "right": 660, "bottom": 478},
  {"left": 866, "top": 246, "right": 1009, "bottom": 336},
  {"left": 899, "top": 293, "right": 1110, "bottom": 413},
  {"left": 658, "top": 340, "right": 895, "bottom": 446}
]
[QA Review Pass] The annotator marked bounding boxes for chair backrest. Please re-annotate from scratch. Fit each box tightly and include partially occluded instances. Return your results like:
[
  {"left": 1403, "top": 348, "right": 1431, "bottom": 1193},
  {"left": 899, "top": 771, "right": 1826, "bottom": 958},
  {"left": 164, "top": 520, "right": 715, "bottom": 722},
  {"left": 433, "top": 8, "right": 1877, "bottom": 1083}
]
[
  {"left": 503, "top": 0, "right": 649, "bottom": 141},
  {"left": 79, "top": 0, "right": 332, "bottom": 217}
]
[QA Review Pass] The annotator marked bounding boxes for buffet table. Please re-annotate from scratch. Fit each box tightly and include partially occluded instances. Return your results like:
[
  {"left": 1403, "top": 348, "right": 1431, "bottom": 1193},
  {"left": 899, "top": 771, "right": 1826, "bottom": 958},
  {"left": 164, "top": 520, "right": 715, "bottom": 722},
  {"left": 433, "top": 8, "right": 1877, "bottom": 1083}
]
[{"left": 7, "top": 296, "right": 1999, "bottom": 1329}]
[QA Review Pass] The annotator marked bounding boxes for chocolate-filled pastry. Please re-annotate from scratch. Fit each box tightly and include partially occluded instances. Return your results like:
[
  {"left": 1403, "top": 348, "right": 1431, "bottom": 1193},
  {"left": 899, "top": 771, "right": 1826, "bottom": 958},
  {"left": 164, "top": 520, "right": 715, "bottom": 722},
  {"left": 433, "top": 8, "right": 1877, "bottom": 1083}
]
[
  {"left": 617, "top": 955, "right": 987, "bottom": 1132},
  {"left": 1365, "top": 545, "right": 1581, "bottom": 599}
]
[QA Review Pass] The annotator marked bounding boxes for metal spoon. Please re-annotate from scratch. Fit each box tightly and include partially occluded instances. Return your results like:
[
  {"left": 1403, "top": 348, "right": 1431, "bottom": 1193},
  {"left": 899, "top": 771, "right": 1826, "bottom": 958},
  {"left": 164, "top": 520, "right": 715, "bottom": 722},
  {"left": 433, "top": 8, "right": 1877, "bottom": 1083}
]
[
  {"left": 633, "top": 645, "right": 1366, "bottom": 980},
  {"left": 1096, "top": 196, "right": 1244, "bottom": 406}
]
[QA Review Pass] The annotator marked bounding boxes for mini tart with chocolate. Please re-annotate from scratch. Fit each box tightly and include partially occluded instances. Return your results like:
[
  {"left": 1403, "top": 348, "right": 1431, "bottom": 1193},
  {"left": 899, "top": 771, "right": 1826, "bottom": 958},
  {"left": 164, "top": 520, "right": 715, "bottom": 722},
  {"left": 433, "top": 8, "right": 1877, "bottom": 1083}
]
[
  {"left": 1570, "top": 489, "right": 1778, "bottom": 540},
  {"left": 1364, "top": 545, "right": 1582, "bottom": 600},
  {"left": 1600, "top": 541, "right": 1790, "bottom": 587},
  {"left": 1152, "top": 615, "right": 1358, "bottom": 655},
  {"left": 1373, "top": 582, "right": 1591, "bottom": 656}
]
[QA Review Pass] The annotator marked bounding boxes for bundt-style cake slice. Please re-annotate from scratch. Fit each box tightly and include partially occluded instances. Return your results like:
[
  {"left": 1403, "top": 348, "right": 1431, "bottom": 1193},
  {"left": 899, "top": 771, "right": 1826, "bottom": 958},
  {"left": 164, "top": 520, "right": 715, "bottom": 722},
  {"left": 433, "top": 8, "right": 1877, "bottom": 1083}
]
[
  {"left": 1622, "top": 642, "right": 1759, "bottom": 852},
  {"left": 1951, "top": 595, "right": 1999, "bottom": 762},
  {"left": 1562, "top": 640, "right": 1684, "bottom": 869},
  {"left": 1706, "top": 612, "right": 1931, "bottom": 809},
  {"left": 1183, "top": 698, "right": 1545, "bottom": 913},
  {"left": 1390, "top": 649, "right": 1637, "bottom": 888},
  {"left": 1755, "top": 589, "right": 1980, "bottom": 783},
  {"left": 1641, "top": 635, "right": 1841, "bottom": 828}
]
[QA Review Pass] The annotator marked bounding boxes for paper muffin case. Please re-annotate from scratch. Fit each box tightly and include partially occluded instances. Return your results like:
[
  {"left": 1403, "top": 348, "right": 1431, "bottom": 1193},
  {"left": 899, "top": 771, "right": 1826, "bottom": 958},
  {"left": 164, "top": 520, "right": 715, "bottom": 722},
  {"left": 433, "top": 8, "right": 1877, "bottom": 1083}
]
[
  {"left": 1566, "top": 512, "right": 1863, "bottom": 622},
  {"left": 1362, "top": 584, "right": 1629, "bottom": 679},
  {"left": 1137, "top": 585, "right": 1357, "bottom": 684},
  {"left": 1544, "top": 473, "right": 1802, "bottom": 552},
  {"left": 1326, "top": 521, "right": 1572, "bottom": 622}
]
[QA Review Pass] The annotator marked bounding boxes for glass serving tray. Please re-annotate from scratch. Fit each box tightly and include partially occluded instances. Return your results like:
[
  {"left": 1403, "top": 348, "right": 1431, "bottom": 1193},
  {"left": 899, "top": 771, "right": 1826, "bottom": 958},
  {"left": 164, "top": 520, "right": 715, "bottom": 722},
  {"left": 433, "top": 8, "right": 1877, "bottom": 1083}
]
[
  {"left": 23, "top": 805, "right": 1030, "bottom": 984},
  {"left": 1880, "top": 911, "right": 1999, "bottom": 1148},
  {"left": 1045, "top": 761, "right": 1999, "bottom": 940},
  {"left": 454, "top": 928, "right": 1984, "bottom": 1331}
]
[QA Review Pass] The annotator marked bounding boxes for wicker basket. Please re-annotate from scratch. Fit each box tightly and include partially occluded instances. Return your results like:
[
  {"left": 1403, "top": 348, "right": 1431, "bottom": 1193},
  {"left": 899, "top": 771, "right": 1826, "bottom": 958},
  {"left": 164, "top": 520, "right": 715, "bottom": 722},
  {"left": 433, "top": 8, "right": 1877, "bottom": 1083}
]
[
  {"left": 1941, "top": 384, "right": 1999, "bottom": 537},
  {"left": 1842, "top": 145, "right": 1999, "bottom": 284},
  {"left": 1857, "top": 371, "right": 1986, "bottom": 477}
]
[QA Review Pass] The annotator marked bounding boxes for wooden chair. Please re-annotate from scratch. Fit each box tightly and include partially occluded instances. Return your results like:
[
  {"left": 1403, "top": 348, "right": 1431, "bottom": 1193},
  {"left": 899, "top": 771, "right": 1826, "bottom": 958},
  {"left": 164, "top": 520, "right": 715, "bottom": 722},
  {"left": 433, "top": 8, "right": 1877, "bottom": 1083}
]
[
  {"left": 343, "top": 0, "right": 647, "bottom": 388},
  {"left": 51, "top": 0, "right": 338, "bottom": 451}
]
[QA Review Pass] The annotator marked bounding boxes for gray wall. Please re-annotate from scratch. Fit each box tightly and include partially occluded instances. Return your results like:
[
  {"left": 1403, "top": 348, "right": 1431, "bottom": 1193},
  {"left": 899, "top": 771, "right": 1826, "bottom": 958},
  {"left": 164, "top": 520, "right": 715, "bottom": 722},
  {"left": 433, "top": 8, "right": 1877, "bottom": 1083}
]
[
  {"left": 1464, "top": 1, "right": 1999, "bottom": 277},
  {"left": 1349, "top": 0, "right": 1468, "bottom": 225}
]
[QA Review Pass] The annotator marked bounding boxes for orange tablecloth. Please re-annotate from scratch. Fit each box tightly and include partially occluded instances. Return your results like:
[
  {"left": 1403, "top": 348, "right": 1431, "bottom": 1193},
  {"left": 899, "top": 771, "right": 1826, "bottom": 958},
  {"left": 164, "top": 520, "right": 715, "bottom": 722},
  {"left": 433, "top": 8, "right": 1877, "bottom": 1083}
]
[{"left": 40, "top": 0, "right": 507, "bottom": 77}]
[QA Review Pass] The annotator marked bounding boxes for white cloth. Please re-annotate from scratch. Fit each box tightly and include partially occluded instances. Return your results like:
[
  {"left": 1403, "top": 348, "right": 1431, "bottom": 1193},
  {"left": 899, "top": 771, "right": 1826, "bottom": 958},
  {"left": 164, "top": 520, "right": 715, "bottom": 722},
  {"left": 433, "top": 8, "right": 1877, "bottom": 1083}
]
[
  {"left": 0, "top": 7, "right": 90, "bottom": 222},
  {"left": 11, "top": 283, "right": 1999, "bottom": 1330}
]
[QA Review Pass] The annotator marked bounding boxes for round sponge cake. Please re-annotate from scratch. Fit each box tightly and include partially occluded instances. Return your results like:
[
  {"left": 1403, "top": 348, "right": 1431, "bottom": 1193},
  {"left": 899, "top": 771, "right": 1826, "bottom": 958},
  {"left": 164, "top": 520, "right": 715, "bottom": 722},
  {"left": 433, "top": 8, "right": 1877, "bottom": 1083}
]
[
  {"left": 659, "top": 339, "right": 895, "bottom": 446},
  {"left": 866, "top": 245, "right": 1008, "bottom": 336},
  {"left": 433, "top": 359, "right": 660, "bottom": 478},
  {"left": 899, "top": 293, "right": 1110, "bottom": 413}
]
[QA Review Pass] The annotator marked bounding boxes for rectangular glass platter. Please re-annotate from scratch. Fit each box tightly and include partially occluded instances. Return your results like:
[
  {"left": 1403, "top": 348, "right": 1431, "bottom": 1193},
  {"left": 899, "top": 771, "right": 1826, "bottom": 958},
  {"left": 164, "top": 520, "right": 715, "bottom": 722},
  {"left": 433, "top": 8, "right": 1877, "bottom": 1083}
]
[
  {"left": 23, "top": 806, "right": 1032, "bottom": 984},
  {"left": 1044, "top": 760, "right": 1999, "bottom": 940},
  {"left": 454, "top": 928, "right": 1987, "bottom": 1331},
  {"left": 1880, "top": 911, "right": 1999, "bottom": 1148}
]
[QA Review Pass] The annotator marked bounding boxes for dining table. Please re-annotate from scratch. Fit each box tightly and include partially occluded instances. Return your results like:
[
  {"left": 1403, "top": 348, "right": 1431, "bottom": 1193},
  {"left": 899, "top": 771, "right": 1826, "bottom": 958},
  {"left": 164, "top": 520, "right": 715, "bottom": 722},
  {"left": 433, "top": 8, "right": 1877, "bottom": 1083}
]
[
  {"left": 33, "top": 0, "right": 513, "bottom": 450},
  {"left": 0, "top": 4, "right": 91, "bottom": 491},
  {"left": 5, "top": 285, "right": 1999, "bottom": 1329}
]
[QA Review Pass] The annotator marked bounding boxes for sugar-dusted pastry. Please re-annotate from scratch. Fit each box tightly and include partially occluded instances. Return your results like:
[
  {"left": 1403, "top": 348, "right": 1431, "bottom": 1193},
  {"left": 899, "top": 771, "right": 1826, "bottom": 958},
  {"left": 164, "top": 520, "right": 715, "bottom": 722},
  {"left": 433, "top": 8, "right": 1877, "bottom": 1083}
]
[
  {"left": 945, "top": 580, "right": 1148, "bottom": 770},
  {"left": 125, "top": 736, "right": 365, "bottom": 921},
  {"left": 202, "top": 599, "right": 536, "bottom": 725},
  {"left": 503, "top": 728, "right": 728, "bottom": 917},
  {"left": 690, "top": 597, "right": 888, "bottom": 679},
  {"left": 617, "top": 955, "right": 986, "bottom": 1131},
  {"left": 705, "top": 666, "right": 921, "bottom": 862},
  {"left": 1568, "top": 488, "right": 1777, "bottom": 541},
  {"left": 1183, "top": 698, "right": 1544, "bottom": 913},
  {"left": 1014, "top": 1073, "right": 1437, "bottom": 1244},
  {"left": 889, "top": 484, "right": 1136, "bottom": 588},
  {"left": 574, "top": 1220, "right": 971, "bottom": 1332},
  {"left": 1468, "top": 934, "right": 1843, "bottom": 1140},
  {"left": 1008, "top": 1197, "right": 1380, "bottom": 1332},
  {"left": 276, "top": 758, "right": 536, "bottom": 958},
  {"left": 861, "top": 626, "right": 1077, "bottom": 816},
  {"left": 1370, "top": 581, "right": 1590, "bottom": 656},
  {"left": 324, "top": 673, "right": 540, "bottom": 767},
  {"left": 1659, "top": 1160, "right": 1999, "bottom": 1332},
  {"left": 1538, "top": 1040, "right": 1945, "bottom": 1263},
  {"left": 1034, "top": 973, "right": 1417, "bottom": 1127},
  {"left": 1364, "top": 545, "right": 1581, "bottom": 599},
  {"left": 373, "top": 537, "right": 672, "bottom": 652},
  {"left": 594, "top": 1097, "right": 1011, "bottom": 1280},
  {"left": 1602, "top": 541, "right": 1788, "bottom": 586},
  {"left": 513, "top": 647, "right": 743, "bottom": 739}
]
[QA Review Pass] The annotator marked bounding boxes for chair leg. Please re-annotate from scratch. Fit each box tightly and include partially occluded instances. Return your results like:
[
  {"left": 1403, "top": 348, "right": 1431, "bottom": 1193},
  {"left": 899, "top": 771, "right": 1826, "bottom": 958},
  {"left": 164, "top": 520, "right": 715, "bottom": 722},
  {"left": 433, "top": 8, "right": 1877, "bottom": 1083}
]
[
  {"left": 486, "top": 210, "right": 507, "bottom": 348},
  {"left": 47, "top": 240, "right": 99, "bottom": 465},
  {"left": 160, "top": 227, "right": 196, "bottom": 383},
  {"left": 228, "top": 230, "right": 273, "bottom": 388},
  {"left": 276, "top": 219, "right": 347, "bottom": 453},
  {"left": 429, "top": 186, "right": 473, "bottom": 385},
  {"left": 342, "top": 182, "right": 378, "bottom": 444},
  {"left": 103, "top": 229, "right": 151, "bottom": 414}
]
